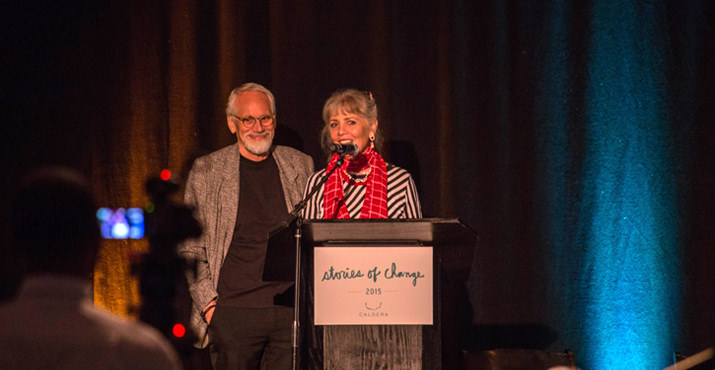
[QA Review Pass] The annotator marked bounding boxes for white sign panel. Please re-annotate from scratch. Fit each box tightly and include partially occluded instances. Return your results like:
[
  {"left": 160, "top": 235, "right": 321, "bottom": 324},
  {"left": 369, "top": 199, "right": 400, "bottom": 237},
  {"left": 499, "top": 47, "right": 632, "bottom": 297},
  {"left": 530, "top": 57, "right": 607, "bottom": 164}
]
[{"left": 314, "top": 246, "right": 433, "bottom": 325}]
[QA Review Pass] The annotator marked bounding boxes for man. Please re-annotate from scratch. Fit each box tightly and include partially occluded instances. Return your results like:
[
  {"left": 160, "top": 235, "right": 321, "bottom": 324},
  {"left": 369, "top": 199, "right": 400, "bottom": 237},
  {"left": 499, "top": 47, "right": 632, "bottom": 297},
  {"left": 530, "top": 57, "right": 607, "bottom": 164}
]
[
  {"left": 0, "top": 167, "right": 181, "bottom": 370},
  {"left": 179, "top": 83, "right": 314, "bottom": 369}
]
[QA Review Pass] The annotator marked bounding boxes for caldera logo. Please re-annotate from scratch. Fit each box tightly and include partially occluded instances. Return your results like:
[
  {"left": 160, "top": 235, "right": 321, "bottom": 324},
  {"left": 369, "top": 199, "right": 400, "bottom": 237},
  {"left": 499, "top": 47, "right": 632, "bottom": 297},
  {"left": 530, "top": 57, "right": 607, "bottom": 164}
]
[{"left": 359, "top": 302, "right": 389, "bottom": 318}]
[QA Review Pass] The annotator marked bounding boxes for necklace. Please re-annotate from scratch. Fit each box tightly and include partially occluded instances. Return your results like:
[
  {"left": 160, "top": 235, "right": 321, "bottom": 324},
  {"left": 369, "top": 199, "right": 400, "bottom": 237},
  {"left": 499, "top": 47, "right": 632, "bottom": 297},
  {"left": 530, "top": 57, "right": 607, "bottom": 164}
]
[{"left": 343, "top": 166, "right": 372, "bottom": 183}]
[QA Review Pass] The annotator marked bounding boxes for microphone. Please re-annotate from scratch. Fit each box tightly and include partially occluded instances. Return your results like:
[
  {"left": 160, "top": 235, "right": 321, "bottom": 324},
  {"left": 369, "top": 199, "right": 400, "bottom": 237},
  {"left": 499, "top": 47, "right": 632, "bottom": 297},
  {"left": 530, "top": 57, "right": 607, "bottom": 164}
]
[{"left": 329, "top": 142, "right": 359, "bottom": 156}]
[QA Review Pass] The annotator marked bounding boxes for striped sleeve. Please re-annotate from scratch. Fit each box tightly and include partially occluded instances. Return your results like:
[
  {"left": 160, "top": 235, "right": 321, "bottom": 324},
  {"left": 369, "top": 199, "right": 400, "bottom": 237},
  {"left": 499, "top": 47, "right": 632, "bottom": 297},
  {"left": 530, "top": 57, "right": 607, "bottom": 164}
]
[
  {"left": 386, "top": 165, "right": 422, "bottom": 219},
  {"left": 301, "top": 169, "right": 327, "bottom": 220}
]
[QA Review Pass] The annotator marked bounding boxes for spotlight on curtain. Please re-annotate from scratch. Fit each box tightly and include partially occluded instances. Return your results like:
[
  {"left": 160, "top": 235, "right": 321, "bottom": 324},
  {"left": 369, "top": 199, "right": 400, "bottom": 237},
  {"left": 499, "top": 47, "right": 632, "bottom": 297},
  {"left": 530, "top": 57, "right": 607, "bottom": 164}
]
[{"left": 577, "top": 1, "right": 681, "bottom": 368}]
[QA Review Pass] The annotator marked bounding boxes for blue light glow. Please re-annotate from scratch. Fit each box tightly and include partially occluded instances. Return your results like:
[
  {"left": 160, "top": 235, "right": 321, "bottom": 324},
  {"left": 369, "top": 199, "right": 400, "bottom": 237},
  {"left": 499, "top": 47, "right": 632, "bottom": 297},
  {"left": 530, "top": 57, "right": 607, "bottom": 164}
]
[
  {"left": 97, "top": 207, "right": 145, "bottom": 240},
  {"left": 579, "top": 1, "right": 681, "bottom": 368}
]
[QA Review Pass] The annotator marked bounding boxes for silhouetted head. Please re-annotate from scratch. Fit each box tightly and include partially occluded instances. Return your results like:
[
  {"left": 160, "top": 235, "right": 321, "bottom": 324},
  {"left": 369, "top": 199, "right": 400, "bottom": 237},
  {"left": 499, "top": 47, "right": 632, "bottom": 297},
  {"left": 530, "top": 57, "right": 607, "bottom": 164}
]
[{"left": 11, "top": 167, "right": 99, "bottom": 278}]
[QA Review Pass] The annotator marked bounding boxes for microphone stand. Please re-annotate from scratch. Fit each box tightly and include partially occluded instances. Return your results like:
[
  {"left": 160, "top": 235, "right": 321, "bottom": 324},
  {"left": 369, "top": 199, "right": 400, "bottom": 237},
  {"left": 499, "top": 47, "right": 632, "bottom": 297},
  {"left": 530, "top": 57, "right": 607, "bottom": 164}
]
[{"left": 282, "top": 154, "right": 347, "bottom": 370}]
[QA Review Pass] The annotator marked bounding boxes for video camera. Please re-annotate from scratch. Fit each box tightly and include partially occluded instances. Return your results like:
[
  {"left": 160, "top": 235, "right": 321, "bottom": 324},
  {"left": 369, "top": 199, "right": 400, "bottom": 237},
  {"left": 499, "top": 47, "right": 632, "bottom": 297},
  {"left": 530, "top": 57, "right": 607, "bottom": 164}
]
[{"left": 135, "top": 171, "right": 202, "bottom": 355}]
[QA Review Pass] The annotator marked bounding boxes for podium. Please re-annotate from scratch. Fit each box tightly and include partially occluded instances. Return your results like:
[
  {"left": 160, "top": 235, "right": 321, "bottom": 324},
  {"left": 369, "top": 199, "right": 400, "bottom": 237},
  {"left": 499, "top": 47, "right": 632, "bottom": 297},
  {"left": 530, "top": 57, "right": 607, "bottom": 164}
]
[{"left": 292, "top": 218, "right": 478, "bottom": 370}]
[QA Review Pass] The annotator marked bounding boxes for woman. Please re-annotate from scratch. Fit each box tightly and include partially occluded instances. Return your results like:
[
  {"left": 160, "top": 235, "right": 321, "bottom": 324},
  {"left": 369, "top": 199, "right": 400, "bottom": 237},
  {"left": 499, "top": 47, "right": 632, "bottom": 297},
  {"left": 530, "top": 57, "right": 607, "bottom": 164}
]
[
  {"left": 302, "top": 88, "right": 421, "bottom": 219},
  {"left": 302, "top": 89, "right": 423, "bottom": 369}
]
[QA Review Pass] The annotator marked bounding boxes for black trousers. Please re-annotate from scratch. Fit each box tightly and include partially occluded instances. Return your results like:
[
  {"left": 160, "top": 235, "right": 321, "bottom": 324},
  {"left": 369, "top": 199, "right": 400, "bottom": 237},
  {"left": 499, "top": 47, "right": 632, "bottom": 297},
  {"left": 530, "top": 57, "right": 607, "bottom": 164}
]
[{"left": 209, "top": 306, "right": 293, "bottom": 370}]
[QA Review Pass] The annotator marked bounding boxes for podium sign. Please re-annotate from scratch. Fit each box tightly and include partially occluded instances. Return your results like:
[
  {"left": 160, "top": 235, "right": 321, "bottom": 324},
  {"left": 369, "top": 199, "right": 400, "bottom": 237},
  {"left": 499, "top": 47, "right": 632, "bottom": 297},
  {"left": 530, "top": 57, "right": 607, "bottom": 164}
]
[{"left": 314, "top": 246, "right": 433, "bottom": 325}]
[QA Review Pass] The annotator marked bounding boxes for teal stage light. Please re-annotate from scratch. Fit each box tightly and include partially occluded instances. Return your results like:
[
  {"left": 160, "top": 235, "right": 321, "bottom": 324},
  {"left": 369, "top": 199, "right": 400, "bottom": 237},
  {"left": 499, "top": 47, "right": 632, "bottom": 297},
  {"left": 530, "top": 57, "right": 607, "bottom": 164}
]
[
  {"left": 537, "top": 1, "right": 682, "bottom": 368},
  {"left": 579, "top": 1, "right": 681, "bottom": 368}
]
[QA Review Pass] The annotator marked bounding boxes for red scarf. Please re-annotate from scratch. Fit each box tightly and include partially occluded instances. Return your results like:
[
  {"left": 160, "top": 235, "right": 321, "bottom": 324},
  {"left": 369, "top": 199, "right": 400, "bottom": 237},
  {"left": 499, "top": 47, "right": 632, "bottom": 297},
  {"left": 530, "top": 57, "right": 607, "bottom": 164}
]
[{"left": 322, "top": 147, "right": 388, "bottom": 219}]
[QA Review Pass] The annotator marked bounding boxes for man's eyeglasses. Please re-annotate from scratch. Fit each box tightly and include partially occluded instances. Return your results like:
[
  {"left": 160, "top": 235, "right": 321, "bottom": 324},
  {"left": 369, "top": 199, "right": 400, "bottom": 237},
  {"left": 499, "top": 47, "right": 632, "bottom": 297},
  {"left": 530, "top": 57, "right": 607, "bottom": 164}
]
[{"left": 229, "top": 114, "right": 275, "bottom": 129}]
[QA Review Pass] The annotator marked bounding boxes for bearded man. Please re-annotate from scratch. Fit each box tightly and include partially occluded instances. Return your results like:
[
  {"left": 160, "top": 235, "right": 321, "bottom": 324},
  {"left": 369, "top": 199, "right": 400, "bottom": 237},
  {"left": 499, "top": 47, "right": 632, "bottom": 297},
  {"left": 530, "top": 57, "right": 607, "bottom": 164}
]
[{"left": 179, "top": 83, "right": 314, "bottom": 370}]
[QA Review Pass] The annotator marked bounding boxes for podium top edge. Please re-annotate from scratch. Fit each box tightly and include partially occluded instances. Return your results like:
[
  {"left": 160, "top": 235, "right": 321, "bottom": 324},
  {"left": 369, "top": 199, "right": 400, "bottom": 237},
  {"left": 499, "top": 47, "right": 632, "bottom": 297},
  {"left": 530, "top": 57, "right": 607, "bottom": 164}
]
[{"left": 302, "top": 218, "right": 478, "bottom": 245}]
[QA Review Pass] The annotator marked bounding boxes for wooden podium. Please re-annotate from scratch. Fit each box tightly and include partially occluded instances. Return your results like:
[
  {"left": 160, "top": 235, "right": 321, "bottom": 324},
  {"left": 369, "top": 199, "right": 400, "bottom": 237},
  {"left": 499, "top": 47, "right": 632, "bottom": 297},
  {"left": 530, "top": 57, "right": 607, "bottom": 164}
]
[{"left": 295, "top": 219, "right": 477, "bottom": 370}]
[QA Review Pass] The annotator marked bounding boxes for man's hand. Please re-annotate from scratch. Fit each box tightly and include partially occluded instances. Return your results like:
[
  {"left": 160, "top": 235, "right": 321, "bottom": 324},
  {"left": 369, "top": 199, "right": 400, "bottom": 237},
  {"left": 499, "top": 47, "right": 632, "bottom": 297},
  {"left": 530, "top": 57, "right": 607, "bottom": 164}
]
[{"left": 202, "top": 300, "right": 217, "bottom": 324}]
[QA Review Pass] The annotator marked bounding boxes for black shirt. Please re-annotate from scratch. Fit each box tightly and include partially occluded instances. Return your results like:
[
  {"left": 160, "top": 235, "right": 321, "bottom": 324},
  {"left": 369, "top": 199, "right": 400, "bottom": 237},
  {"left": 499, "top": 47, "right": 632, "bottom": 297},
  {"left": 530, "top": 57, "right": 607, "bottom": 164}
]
[{"left": 217, "top": 153, "right": 292, "bottom": 307}]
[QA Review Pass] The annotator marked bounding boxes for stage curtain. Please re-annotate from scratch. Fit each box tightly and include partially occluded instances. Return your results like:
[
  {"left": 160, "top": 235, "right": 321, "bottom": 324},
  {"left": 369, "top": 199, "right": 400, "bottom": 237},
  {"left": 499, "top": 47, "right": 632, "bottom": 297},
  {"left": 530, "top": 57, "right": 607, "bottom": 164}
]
[{"left": 2, "top": 1, "right": 713, "bottom": 368}]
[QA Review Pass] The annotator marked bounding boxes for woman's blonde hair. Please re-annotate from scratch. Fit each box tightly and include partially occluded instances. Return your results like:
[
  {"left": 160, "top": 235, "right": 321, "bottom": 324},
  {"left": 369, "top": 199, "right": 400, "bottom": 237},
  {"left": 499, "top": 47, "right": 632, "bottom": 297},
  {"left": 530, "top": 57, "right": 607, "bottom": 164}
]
[{"left": 320, "top": 89, "right": 382, "bottom": 156}]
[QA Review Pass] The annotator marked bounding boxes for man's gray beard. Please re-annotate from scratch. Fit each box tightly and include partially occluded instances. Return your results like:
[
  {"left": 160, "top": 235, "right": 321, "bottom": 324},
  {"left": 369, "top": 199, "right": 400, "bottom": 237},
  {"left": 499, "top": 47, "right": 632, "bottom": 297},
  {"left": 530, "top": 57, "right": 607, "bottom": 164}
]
[{"left": 244, "top": 133, "right": 273, "bottom": 156}]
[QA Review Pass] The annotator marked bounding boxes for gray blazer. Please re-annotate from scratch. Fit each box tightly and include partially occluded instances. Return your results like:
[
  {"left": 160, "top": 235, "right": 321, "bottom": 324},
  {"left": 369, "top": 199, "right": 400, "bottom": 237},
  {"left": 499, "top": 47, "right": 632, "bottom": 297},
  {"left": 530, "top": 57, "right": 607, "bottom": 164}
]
[{"left": 178, "top": 144, "right": 314, "bottom": 348}]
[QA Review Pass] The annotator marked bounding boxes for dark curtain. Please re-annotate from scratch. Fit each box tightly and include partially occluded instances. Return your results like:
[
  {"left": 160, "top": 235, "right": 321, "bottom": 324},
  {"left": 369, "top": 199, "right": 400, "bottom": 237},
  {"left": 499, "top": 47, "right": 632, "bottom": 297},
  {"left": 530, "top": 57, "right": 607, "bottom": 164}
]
[{"left": 2, "top": 0, "right": 713, "bottom": 369}]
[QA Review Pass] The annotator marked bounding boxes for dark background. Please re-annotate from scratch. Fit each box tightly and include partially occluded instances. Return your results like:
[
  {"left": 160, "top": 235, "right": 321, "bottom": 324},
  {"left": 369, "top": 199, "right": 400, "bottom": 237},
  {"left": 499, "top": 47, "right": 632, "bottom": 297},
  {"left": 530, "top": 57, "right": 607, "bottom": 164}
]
[{"left": 2, "top": 1, "right": 713, "bottom": 369}]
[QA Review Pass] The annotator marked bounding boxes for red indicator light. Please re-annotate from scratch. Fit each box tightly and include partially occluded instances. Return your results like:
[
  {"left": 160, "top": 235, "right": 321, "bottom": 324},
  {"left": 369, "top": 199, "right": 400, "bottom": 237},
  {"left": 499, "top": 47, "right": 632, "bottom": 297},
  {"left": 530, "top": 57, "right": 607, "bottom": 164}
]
[
  {"left": 160, "top": 169, "right": 172, "bottom": 181},
  {"left": 172, "top": 323, "right": 185, "bottom": 338}
]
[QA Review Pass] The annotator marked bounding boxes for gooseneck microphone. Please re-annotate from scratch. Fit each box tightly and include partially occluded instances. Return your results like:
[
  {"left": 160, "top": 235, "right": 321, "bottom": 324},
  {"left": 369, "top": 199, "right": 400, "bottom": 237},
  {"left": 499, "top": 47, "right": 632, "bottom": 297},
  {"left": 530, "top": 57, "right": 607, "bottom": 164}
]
[{"left": 329, "top": 142, "right": 359, "bottom": 156}]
